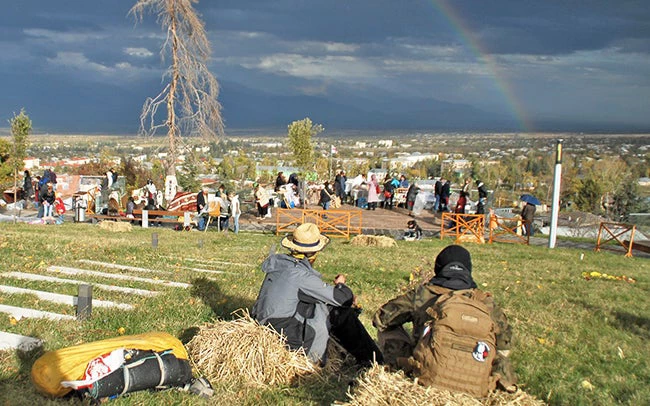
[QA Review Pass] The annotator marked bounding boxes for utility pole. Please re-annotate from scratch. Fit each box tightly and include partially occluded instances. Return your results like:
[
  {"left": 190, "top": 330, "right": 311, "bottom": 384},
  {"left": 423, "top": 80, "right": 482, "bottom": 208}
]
[{"left": 548, "top": 139, "right": 563, "bottom": 248}]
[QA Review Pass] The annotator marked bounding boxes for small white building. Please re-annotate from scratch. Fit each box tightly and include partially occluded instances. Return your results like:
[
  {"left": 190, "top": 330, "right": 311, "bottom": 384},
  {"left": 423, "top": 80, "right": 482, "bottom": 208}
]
[
  {"left": 440, "top": 159, "right": 471, "bottom": 175},
  {"left": 23, "top": 157, "right": 40, "bottom": 170}
]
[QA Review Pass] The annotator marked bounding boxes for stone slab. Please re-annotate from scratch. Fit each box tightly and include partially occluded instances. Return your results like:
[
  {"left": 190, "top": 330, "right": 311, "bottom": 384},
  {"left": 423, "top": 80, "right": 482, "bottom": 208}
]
[
  {"left": 0, "top": 304, "right": 75, "bottom": 321},
  {"left": 0, "top": 285, "right": 133, "bottom": 310},
  {"left": 3, "top": 272, "right": 159, "bottom": 297},
  {"left": 47, "top": 266, "right": 190, "bottom": 288},
  {"left": 0, "top": 331, "right": 43, "bottom": 351},
  {"left": 78, "top": 259, "right": 163, "bottom": 274}
]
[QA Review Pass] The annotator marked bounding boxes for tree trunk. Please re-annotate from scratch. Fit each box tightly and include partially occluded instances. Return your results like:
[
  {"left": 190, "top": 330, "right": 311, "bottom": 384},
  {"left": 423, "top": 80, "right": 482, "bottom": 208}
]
[
  {"left": 166, "top": 1, "right": 179, "bottom": 177},
  {"left": 13, "top": 168, "right": 17, "bottom": 224}
]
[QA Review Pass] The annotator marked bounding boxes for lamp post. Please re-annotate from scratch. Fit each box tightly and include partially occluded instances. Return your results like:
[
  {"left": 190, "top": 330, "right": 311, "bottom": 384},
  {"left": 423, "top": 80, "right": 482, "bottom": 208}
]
[{"left": 548, "top": 139, "right": 563, "bottom": 248}]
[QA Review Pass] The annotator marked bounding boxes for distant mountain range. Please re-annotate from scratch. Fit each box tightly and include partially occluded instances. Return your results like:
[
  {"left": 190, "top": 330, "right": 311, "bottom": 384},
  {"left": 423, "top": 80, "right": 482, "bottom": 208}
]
[{"left": 1, "top": 73, "right": 646, "bottom": 134}]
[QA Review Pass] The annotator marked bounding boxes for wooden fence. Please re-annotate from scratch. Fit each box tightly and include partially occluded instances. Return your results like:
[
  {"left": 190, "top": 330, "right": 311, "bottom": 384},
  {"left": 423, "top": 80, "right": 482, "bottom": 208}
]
[
  {"left": 275, "top": 209, "right": 363, "bottom": 239},
  {"left": 440, "top": 213, "right": 485, "bottom": 244},
  {"left": 488, "top": 210, "right": 530, "bottom": 245},
  {"left": 595, "top": 222, "right": 636, "bottom": 257}
]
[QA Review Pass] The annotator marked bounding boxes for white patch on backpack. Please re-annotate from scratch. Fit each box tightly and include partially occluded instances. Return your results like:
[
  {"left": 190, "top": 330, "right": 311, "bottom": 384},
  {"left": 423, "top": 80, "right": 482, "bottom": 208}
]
[{"left": 472, "top": 341, "right": 490, "bottom": 362}]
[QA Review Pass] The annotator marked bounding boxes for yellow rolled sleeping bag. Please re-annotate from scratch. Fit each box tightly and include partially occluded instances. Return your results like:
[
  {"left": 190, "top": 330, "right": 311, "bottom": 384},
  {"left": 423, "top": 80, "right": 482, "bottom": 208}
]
[{"left": 31, "top": 331, "right": 188, "bottom": 398}]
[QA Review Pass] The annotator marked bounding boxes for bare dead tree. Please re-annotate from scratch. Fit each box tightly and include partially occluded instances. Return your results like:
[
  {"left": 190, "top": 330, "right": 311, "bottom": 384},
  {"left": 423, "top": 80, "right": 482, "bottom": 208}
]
[{"left": 130, "top": 0, "right": 224, "bottom": 176}]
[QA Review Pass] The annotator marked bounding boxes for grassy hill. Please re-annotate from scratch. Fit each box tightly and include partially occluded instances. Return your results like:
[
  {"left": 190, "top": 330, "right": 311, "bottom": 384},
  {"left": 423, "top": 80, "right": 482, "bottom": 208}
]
[{"left": 0, "top": 223, "right": 648, "bottom": 405}]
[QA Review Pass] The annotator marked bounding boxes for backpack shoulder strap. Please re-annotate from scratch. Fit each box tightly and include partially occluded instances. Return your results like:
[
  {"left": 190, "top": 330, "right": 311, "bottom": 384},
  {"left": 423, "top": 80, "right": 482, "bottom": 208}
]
[
  {"left": 424, "top": 284, "right": 451, "bottom": 296},
  {"left": 471, "top": 289, "right": 495, "bottom": 311}
]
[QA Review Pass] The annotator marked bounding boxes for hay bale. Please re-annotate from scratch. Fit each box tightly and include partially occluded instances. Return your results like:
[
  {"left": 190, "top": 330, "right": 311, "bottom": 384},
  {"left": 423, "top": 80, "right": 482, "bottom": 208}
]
[
  {"left": 344, "top": 364, "right": 545, "bottom": 406},
  {"left": 97, "top": 221, "right": 132, "bottom": 232},
  {"left": 186, "top": 311, "right": 318, "bottom": 387},
  {"left": 350, "top": 235, "right": 397, "bottom": 248}
]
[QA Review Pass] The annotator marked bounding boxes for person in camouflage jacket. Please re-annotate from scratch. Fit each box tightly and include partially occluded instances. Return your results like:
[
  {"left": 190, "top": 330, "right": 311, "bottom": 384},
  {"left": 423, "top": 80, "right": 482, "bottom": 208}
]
[{"left": 372, "top": 245, "right": 517, "bottom": 391}]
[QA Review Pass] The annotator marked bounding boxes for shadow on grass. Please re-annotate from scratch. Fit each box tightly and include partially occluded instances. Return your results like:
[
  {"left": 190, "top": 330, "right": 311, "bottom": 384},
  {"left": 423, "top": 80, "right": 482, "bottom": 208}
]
[
  {"left": 0, "top": 342, "right": 77, "bottom": 405},
  {"left": 610, "top": 310, "right": 650, "bottom": 339},
  {"left": 289, "top": 370, "right": 356, "bottom": 405},
  {"left": 0, "top": 344, "right": 44, "bottom": 386},
  {"left": 190, "top": 277, "right": 255, "bottom": 318},
  {"left": 570, "top": 298, "right": 650, "bottom": 340}
]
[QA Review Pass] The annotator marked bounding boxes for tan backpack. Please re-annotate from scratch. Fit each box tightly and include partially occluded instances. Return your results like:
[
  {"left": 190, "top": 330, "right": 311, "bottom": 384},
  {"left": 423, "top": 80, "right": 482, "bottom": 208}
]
[{"left": 406, "top": 286, "right": 498, "bottom": 397}]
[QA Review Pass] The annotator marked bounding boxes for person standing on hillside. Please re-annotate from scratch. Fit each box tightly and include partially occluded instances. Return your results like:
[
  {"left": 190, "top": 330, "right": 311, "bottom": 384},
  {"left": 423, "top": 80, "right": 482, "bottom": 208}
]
[
  {"left": 367, "top": 174, "right": 380, "bottom": 211},
  {"left": 49, "top": 169, "right": 58, "bottom": 191},
  {"left": 40, "top": 182, "right": 56, "bottom": 218},
  {"left": 439, "top": 179, "right": 451, "bottom": 212},
  {"left": 216, "top": 189, "right": 230, "bottom": 232},
  {"left": 254, "top": 183, "right": 270, "bottom": 219},
  {"left": 275, "top": 172, "right": 287, "bottom": 192},
  {"left": 399, "top": 175, "right": 409, "bottom": 188},
  {"left": 252, "top": 223, "right": 383, "bottom": 366},
  {"left": 229, "top": 192, "right": 241, "bottom": 234},
  {"left": 23, "top": 170, "right": 33, "bottom": 203},
  {"left": 319, "top": 181, "right": 333, "bottom": 211},
  {"left": 521, "top": 202, "right": 536, "bottom": 237},
  {"left": 335, "top": 170, "right": 347, "bottom": 204},
  {"left": 196, "top": 186, "right": 210, "bottom": 231},
  {"left": 383, "top": 176, "right": 395, "bottom": 209},
  {"left": 433, "top": 178, "right": 442, "bottom": 212},
  {"left": 476, "top": 180, "right": 488, "bottom": 215},
  {"left": 406, "top": 182, "right": 419, "bottom": 213},
  {"left": 462, "top": 177, "right": 472, "bottom": 199}
]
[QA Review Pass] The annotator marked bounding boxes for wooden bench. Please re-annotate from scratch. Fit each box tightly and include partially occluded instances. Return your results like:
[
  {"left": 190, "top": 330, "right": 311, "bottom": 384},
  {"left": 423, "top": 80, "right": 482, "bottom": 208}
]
[
  {"left": 89, "top": 209, "right": 193, "bottom": 229},
  {"left": 133, "top": 209, "right": 193, "bottom": 228}
]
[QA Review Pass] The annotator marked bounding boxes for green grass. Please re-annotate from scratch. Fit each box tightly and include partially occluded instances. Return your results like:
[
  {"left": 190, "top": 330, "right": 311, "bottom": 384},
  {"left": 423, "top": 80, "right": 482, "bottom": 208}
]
[{"left": 0, "top": 223, "right": 648, "bottom": 405}]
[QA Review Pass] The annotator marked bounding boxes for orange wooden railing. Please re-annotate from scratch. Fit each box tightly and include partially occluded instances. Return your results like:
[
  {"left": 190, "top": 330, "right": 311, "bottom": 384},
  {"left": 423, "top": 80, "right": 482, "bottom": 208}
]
[
  {"left": 595, "top": 222, "right": 636, "bottom": 257},
  {"left": 276, "top": 208, "right": 363, "bottom": 240},
  {"left": 440, "top": 213, "right": 485, "bottom": 244}
]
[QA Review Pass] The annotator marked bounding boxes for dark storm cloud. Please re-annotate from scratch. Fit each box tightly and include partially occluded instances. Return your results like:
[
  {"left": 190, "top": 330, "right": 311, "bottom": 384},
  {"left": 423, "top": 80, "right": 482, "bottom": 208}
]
[
  {"left": 198, "top": 1, "right": 650, "bottom": 56},
  {"left": 440, "top": 0, "right": 650, "bottom": 55},
  {"left": 0, "top": 0, "right": 648, "bottom": 132}
]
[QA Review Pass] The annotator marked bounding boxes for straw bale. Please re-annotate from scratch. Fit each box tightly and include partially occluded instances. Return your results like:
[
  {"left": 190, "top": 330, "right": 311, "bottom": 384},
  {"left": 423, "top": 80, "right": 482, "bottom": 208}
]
[
  {"left": 97, "top": 221, "right": 132, "bottom": 232},
  {"left": 186, "top": 311, "right": 318, "bottom": 388},
  {"left": 344, "top": 364, "right": 545, "bottom": 406},
  {"left": 350, "top": 235, "right": 397, "bottom": 248},
  {"left": 323, "top": 338, "right": 356, "bottom": 375}
]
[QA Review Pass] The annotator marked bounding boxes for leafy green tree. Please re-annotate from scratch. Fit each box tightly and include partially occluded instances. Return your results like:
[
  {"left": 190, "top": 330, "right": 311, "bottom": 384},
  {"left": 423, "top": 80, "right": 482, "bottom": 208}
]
[
  {"left": 9, "top": 109, "right": 32, "bottom": 203},
  {"left": 0, "top": 139, "right": 11, "bottom": 187},
  {"left": 216, "top": 155, "right": 235, "bottom": 180},
  {"left": 177, "top": 151, "right": 201, "bottom": 192},
  {"left": 610, "top": 176, "right": 642, "bottom": 221},
  {"left": 121, "top": 157, "right": 154, "bottom": 191},
  {"left": 349, "top": 161, "right": 370, "bottom": 178},
  {"left": 287, "top": 118, "right": 323, "bottom": 170},
  {"left": 575, "top": 178, "right": 603, "bottom": 213}
]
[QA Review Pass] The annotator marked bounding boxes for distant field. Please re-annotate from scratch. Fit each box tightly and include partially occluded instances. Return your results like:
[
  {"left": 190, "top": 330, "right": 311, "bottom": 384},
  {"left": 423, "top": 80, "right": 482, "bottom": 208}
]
[{"left": 0, "top": 223, "right": 648, "bottom": 405}]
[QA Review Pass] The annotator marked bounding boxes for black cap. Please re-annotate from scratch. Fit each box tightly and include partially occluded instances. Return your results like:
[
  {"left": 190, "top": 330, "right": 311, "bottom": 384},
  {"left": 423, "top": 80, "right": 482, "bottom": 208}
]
[{"left": 430, "top": 245, "right": 477, "bottom": 290}]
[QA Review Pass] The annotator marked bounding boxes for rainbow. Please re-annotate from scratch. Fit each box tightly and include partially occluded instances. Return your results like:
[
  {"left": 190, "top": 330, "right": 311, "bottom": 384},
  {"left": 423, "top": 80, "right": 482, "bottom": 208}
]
[{"left": 429, "top": 0, "right": 531, "bottom": 131}]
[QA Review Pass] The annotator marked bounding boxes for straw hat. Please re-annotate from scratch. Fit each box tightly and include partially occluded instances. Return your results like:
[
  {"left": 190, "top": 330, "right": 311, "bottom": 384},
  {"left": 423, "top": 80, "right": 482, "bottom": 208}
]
[{"left": 281, "top": 223, "right": 330, "bottom": 253}]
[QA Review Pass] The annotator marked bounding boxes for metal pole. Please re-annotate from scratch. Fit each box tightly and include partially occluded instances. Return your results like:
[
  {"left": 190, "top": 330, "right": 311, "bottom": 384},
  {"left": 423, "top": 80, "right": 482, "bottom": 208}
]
[
  {"left": 548, "top": 139, "right": 563, "bottom": 248},
  {"left": 76, "top": 284, "right": 92, "bottom": 320}
]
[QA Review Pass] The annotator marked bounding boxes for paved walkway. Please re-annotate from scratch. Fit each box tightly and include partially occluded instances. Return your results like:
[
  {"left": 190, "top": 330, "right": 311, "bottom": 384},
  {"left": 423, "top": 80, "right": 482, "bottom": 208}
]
[{"left": 5, "top": 205, "right": 647, "bottom": 258}]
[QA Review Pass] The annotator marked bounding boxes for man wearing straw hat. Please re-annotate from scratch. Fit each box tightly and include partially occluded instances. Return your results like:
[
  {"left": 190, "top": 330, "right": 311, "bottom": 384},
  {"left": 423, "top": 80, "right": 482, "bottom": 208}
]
[{"left": 252, "top": 223, "right": 383, "bottom": 366}]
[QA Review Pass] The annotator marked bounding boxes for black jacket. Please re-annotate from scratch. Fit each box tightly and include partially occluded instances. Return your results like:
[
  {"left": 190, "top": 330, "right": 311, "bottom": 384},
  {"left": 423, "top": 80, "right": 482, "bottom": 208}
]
[{"left": 197, "top": 191, "right": 208, "bottom": 214}]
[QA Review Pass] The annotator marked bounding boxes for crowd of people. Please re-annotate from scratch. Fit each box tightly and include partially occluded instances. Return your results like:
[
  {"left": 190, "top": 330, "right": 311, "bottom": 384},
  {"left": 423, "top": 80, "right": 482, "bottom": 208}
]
[
  {"left": 196, "top": 184, "right": 242, "bottom": 233},
  {"left": 17, "top": 166, "right": 546, "bottom": 237},
  {"left": 18, "top": 168, "right": 66, "bottom": 222}
]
